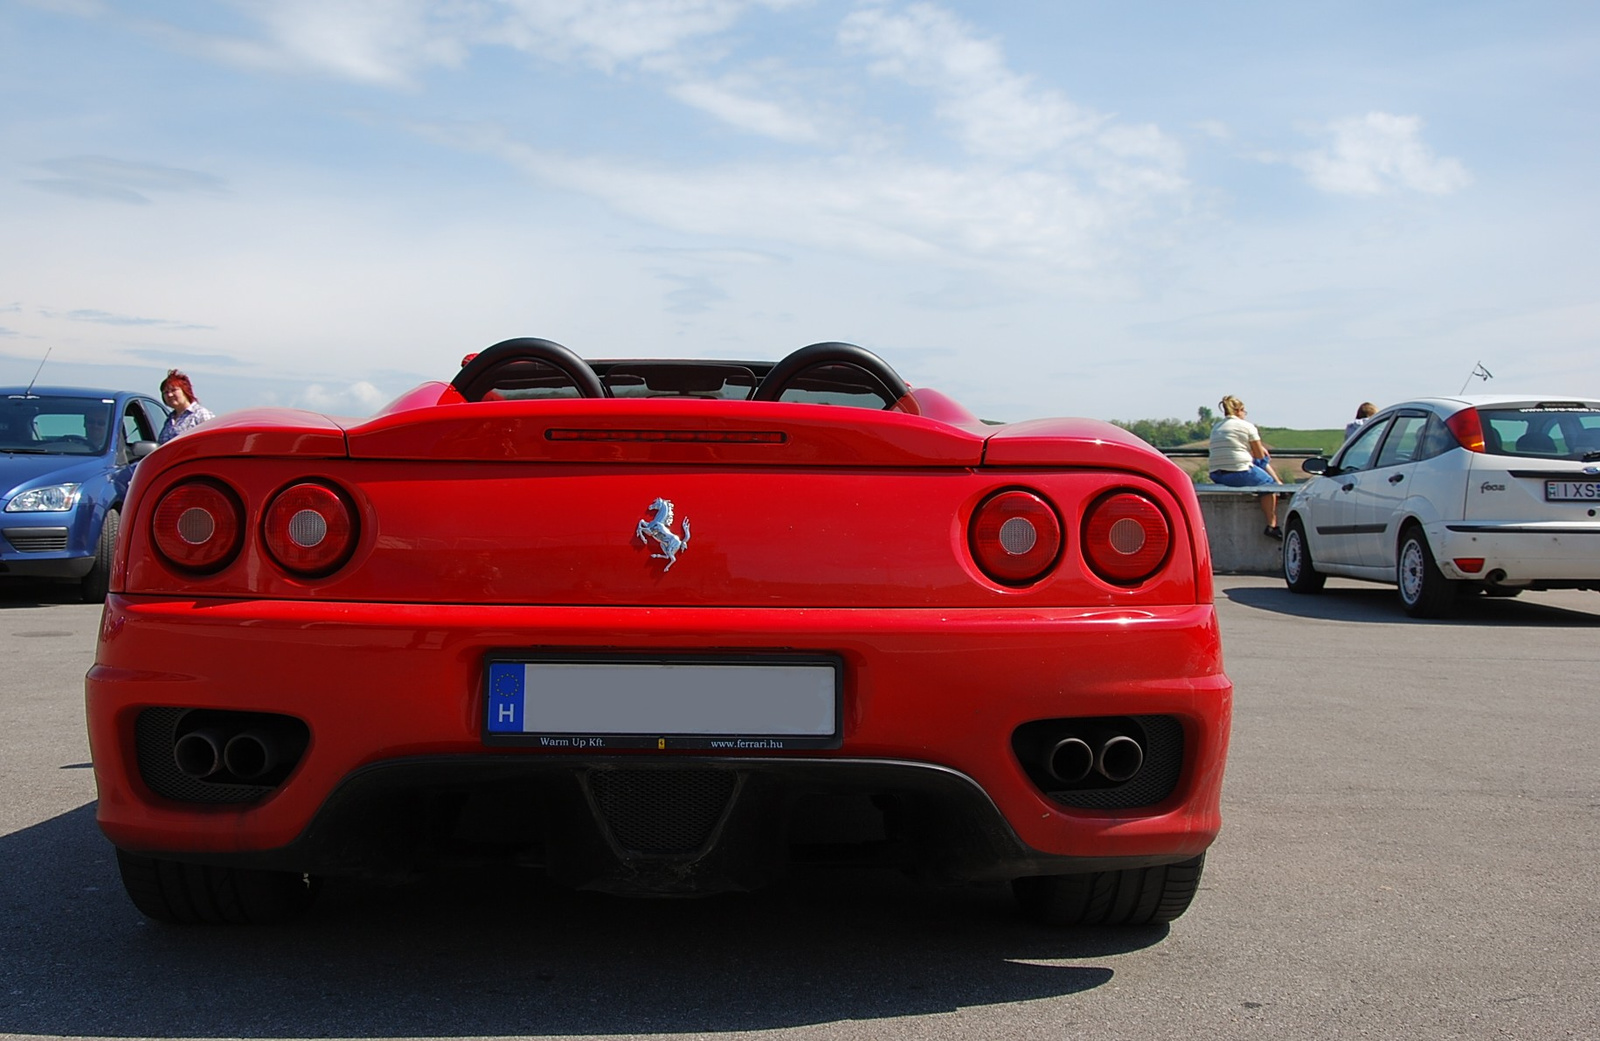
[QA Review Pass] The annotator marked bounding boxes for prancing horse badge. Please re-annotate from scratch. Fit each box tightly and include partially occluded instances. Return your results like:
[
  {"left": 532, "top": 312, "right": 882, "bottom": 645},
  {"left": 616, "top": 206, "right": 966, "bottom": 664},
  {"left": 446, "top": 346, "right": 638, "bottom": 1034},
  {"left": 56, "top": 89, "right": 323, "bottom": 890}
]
[{"left": 635, "top": 497, "right": 690, "bottom": 571}]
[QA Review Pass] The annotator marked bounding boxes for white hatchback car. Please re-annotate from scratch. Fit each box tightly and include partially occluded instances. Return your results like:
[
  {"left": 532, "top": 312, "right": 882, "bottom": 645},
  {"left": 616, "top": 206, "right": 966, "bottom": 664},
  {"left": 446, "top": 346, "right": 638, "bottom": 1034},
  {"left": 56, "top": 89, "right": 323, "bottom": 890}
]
[{"left": 1283, "top": 395, "right": 1600, "bottom": 617}]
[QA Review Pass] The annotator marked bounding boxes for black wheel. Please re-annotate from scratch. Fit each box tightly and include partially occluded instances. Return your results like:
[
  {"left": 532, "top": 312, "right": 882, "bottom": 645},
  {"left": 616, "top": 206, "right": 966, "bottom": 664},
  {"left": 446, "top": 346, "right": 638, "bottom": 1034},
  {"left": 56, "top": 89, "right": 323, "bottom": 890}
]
[
  {"left": 1282, "top": 516, "right": 1325, "bottom": 593},
  {"left": 1396, "top": 528, "right": 1457, "bottom": 618},
  {"left": 1012, "top": 854, "right": 1205, "bottom": 926},
  {"left": 751, "top": 341, "right": 918, "bottom": 413},
  {"left": 81, "top": 508, "right": 117, "bottom": 603},
  {"left": 115, "top": 849, "right": 320, "bottom": 925}
]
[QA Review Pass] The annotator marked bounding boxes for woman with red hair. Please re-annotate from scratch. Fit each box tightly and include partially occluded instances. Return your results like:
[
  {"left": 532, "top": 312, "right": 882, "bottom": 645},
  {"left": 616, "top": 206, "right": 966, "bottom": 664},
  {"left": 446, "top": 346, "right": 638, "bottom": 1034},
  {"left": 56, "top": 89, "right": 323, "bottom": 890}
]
[{"left": 157, "top": 369, "right": 216, "bottom": 444}]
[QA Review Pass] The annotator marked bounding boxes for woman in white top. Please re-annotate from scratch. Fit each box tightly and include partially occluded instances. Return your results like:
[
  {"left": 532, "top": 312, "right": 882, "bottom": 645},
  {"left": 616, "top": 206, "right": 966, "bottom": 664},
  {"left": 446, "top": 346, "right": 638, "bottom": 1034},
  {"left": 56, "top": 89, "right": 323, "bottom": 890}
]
[
  {"left": 1207, "top": 395, "right": 1283, "bottom": 539},
  {"left": 158, "top": 369, "right": 216, "bottom": 444}
]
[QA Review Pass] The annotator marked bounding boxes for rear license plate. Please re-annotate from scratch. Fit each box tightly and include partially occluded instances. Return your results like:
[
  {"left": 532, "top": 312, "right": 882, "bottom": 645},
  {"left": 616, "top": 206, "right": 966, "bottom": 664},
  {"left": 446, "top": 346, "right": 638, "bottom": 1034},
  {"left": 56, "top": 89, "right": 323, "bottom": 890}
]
[
  {"left": 482, "top": 654, "right": 842, "bottom": 750},
  {"left": 1545, "top": 480, "right": 1600, "bottom": 501}
]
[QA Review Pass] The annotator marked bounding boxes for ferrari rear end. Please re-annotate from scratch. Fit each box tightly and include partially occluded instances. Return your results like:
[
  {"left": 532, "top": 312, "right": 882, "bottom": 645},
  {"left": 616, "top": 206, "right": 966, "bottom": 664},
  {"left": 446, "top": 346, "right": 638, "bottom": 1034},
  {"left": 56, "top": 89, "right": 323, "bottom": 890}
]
[{"left": 86, "top": 341, "right": 1231, "bottom": 926}]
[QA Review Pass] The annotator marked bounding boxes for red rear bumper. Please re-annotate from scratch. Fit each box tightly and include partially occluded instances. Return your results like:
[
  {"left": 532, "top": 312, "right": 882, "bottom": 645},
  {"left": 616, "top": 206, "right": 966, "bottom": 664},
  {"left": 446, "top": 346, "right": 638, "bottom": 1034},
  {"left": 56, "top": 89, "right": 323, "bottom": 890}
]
[{"left": 87, "top": 595, "right": 1231, "bottom": 873}]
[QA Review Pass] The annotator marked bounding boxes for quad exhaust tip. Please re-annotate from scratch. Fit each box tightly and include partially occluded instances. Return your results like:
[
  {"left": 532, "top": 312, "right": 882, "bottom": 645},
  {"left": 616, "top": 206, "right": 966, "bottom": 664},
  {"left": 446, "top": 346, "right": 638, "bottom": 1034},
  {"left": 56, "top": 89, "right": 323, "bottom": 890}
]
[
  {"left": 1045, "top": 731, "right": 1145, "bottom": 785},
  {"left": 171, "top": 715, "right": 307, "bottom": 784},
  {"left": 1096, "top": 734, "right": 1144, "bottom": 783},
  {"left": 173, "top": 728, "right": 226, "bottom": 780},
  {"left": 222, "top": 731, "right": 283, "bottom": 781},
  {"left": 1046, "top": 737, "right": 1094, "bottom": 783}
]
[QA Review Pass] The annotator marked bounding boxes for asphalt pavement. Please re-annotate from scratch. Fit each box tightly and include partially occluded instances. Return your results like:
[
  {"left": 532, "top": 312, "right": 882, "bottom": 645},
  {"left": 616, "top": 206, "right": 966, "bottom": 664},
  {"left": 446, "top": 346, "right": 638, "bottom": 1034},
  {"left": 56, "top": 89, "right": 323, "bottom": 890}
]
[{"left": 1, "top": 575, "right": 1596, "bottom": 1040}]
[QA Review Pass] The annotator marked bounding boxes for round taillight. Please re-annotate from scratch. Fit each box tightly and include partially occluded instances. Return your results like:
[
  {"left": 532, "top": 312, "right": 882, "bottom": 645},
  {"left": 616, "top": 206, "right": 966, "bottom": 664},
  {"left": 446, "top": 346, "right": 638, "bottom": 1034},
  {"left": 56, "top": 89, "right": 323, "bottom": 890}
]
[
  {"left": 263, "top": 482, "right": 357, "bottom": 576},
  {"left": 1082, "top": 491, "right": 1171, "bottom": 585},
  {"left": 151, "top": 479, "right": 244, "bottom": 573},
  {"left": 970, "top": 489, "right": 1063, "bottom": 585}
]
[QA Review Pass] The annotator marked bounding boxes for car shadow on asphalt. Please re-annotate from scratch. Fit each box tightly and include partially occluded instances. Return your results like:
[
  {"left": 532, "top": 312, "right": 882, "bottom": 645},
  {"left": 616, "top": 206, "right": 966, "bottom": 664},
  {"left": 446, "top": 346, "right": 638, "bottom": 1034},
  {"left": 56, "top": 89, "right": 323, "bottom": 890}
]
[
  {"left": 1222, "top": 582, "right": 1600, "bottom": 627},
  {"left": 0, "top": 804, "right": 1174, "bottom": 1037},
  {"left": 0, "top": 579, "right": 85, "bottom": 608}
]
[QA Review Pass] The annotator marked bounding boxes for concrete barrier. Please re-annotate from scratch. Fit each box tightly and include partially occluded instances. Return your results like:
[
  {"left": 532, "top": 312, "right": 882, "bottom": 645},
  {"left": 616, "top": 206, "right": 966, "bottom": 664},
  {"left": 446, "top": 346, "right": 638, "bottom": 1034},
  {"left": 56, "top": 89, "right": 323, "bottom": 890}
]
[{"left": 1193, "top": 485, "right": 1291, "bottom": 575}]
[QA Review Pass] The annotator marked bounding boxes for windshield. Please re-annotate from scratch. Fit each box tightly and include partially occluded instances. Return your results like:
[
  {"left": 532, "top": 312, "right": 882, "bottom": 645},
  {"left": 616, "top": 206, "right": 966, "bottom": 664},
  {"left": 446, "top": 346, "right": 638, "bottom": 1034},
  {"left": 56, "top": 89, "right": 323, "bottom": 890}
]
[
  {"left": 1479, "top": 406, "right": 1600, "bottom": 460},
  {"left": 0, "top": 396, "right": 116, "bottom": 455}
]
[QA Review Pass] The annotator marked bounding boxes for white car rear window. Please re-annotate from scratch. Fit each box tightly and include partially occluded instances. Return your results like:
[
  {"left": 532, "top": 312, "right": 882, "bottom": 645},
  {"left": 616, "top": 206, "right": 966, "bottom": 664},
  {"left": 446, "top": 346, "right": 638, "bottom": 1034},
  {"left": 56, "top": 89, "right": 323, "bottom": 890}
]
[{"left": 1479, "top": 407, "right": 1600, "bottom": 460}]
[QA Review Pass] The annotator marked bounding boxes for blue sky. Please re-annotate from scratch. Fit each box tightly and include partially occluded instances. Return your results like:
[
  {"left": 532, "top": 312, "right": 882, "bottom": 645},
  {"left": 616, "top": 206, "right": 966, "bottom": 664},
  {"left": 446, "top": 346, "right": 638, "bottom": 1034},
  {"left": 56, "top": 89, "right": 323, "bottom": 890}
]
[{"left": 2, "top": 1, "right": 1596, "bottom": 429}]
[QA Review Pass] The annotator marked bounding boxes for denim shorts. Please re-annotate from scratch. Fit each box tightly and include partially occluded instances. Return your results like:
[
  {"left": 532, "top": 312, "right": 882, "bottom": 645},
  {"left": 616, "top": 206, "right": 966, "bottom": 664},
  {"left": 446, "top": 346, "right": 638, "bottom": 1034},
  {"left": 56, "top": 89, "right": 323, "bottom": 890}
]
[{"left": 1209, "top": 463, "right": 1276, "bottom": 487}]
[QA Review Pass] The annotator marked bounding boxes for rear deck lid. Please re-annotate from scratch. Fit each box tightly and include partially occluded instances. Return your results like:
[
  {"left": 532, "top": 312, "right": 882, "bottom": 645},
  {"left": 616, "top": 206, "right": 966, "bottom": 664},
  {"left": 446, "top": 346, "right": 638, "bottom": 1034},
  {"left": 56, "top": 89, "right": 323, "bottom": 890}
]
[{"left": 346, "top": 398, "right": 988, "bottom": 468}]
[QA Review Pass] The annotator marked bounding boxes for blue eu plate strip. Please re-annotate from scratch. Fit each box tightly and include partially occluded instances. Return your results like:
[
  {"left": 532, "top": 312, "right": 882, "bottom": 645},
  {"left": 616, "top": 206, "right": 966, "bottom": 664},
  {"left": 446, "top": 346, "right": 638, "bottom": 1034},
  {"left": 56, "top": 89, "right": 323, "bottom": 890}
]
[{"left": 486, "top": 662, "right": 524, "bottom": 732}]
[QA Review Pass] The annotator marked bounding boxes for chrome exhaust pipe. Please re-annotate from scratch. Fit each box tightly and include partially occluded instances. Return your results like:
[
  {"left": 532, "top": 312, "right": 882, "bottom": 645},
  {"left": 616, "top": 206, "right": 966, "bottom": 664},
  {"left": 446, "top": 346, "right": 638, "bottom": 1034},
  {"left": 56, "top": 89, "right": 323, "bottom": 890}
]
[
  {"left": 223, "top": 730, "right": 280, "bottom": 781},
  {"left": 1096, "top": 734, "right": 1144, "bottom": 783},
  {"left": 173, "top": 728, "right": 226, "bottom": 779},
  {"left": 1046, "top": 736, "right": 1094, "bottom": 783}
]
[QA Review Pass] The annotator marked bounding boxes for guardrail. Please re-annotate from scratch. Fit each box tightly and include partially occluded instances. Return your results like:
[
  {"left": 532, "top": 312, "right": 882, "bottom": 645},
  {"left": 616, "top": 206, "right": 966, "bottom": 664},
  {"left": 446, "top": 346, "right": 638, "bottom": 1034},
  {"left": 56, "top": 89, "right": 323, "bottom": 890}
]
[{"left": 1158, "top": 449, "right": 1326, "bottom": 458}]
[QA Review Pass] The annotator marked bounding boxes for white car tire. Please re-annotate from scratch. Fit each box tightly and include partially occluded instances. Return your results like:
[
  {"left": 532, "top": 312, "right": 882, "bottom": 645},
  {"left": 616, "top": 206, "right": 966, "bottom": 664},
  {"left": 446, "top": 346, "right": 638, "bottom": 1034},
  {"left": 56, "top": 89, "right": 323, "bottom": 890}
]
[
  {"left": 1397, "top": 528, "right": 1457, "bottom": 619},
  {"left": 1283, "top": 517, "right": 1326, "bottom": 594}
]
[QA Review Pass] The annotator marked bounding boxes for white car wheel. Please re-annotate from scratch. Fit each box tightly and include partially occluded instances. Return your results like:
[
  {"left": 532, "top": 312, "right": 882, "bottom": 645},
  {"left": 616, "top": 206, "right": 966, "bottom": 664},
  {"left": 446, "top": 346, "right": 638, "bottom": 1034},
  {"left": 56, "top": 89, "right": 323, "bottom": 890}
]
[
  {"left": 1397, "top": 529, "right": 1457, "bottom": 618},
  {"left": 1283, "top": 518, "right": 1325, "bottom": 594}
]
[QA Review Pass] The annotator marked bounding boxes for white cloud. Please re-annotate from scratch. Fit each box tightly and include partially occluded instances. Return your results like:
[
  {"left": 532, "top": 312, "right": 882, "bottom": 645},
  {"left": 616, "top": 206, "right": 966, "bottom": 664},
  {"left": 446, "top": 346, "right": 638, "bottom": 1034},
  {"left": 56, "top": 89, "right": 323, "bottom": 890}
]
[
  {"left": 239, "top": 0, "right": 472, "bottom": 84},
  {"left": 25, "top": 156, "right": 228, "bottom": 205},
  {"left": 50, "top": 308, "right": 212, "bottom": 330},
  {"left": 441, "top": 123, "right": 1125, "bottom": 271},
  {"left": 1292, "top": 112, "right": 1471, "bottom": 196},
  {"left": 834, "top": 1, "right": 1187, "bottom": 235},
  {"left": 493, "top": 0, "right": 797, "bottom": 73},
  {"left": 139, "top": 0, "right": 479, "bottom": 85},
  {"left": 668, "top": 78, "right": 822, "bottom": 143},
  {"left": 294, "top": 380, "right": 388, "bottom": 415},
  {"left": 839, "top": 4, "right": 1106, "bottom": 162},
  {"left": 160, "top": 0, "right": 800, "bottom": 85}
]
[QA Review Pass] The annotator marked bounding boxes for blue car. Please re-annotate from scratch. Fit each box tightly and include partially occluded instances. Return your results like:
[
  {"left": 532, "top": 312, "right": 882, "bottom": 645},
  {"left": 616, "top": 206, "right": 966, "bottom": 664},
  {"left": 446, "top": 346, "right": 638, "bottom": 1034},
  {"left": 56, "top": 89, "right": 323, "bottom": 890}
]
[{"left": 1, "top": 386, "right": 168, "bottom": 601}]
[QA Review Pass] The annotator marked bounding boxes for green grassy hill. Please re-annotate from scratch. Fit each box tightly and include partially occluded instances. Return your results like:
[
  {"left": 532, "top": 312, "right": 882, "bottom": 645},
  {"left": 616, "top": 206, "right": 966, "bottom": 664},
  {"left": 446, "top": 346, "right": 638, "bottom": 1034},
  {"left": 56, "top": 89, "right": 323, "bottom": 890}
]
[
  {"left": 1257, "top": 427, "right": 1345, "bottom": 454},
  {"left": 1174, "top": 428, "right": 1344, "bottom": 454},
  {"left": 1168, "top": 427, "right": 1346, "bottom": 484}
]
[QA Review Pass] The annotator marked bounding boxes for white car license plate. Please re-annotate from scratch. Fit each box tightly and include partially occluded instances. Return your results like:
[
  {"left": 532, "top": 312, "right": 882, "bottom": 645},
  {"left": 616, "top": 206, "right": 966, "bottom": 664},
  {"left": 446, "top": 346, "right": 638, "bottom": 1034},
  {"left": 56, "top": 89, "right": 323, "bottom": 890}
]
[
  {"left": 1545, "top": 480, "right": 1600, "bottom": 502},
  {"left": 483, "top": 655, "right": 841, "bottom": 750}
]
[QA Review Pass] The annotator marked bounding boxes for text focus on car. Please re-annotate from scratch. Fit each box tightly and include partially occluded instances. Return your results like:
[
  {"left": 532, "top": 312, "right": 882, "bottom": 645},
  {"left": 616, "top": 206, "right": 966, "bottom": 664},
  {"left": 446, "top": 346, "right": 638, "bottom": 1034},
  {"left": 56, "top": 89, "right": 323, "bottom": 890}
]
[
  {"left": 2, "top": 386, "right": 167, "bottom": 602},
  {"left": 1283, "top": 395, "right": 1600, "bottom": 617},
  {"left": 86, "top": 340, "right": 1233, "bottom": 926}
]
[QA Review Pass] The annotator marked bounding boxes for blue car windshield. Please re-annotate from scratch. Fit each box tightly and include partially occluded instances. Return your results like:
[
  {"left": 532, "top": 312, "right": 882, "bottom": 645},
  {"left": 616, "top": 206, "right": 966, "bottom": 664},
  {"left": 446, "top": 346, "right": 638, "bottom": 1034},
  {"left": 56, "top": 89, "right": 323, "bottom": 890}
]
[{"left": 0, "top": 396, "right": 115, "bottom": 455}]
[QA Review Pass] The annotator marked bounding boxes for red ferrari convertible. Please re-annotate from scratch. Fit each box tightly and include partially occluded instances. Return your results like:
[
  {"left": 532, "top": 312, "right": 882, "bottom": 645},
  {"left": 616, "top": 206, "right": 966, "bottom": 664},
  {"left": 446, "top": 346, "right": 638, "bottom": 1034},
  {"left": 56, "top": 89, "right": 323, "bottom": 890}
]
[{"left": 86, "top": 340, "right": 1232, "bottom": 926}]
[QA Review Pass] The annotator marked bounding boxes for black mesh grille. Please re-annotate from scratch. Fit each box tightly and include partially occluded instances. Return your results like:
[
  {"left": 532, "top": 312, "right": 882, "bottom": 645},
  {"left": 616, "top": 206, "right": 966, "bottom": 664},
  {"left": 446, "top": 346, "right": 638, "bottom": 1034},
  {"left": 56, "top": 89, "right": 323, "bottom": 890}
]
[
  {"left": 588, "top": 769, "right": 737, "bottom": 854},
  {"left": 2, "top": 527, "right": 69, "bottom": 552},
  {"left": 1050, "top": 715, "right": 1184, "bottom": 810},
  {"left": 134, "top": 708, "right": 276, "bottom": 804}
]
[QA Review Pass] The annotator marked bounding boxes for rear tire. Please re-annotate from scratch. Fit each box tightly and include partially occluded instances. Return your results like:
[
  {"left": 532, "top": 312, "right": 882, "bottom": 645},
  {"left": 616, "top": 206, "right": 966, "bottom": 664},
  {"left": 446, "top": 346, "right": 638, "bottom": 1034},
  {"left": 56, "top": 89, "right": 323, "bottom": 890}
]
[
  {"left": 80, "top": 508, "right": 117, "bottom": 603},
  {"left": 1012, "top": 854, "right": 1206, "bottom": 926},
  {"left": 1282, "top": 516, "right": 1326, "bottom": 593},
  {"left": 115, "top": 849, "right": 319, "bottom": 925},
  {"left": 1397, "top": 528, "right": 1457, "bottom": 618}
]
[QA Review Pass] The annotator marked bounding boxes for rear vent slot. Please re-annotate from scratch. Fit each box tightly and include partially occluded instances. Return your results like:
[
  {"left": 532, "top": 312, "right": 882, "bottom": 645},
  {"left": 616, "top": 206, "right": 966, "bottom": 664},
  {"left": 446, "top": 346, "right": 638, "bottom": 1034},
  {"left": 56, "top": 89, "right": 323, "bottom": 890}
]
[{"left": 588, "top": 769, "right": 737, "bottom": 854}]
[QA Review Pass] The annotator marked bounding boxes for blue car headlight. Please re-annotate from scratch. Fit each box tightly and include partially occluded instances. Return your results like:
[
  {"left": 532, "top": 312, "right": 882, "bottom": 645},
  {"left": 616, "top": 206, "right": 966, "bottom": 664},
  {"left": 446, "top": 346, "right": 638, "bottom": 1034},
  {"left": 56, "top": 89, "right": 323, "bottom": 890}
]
[{"left": 5, "top": 483, "right": 82, "bottom": 512}]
